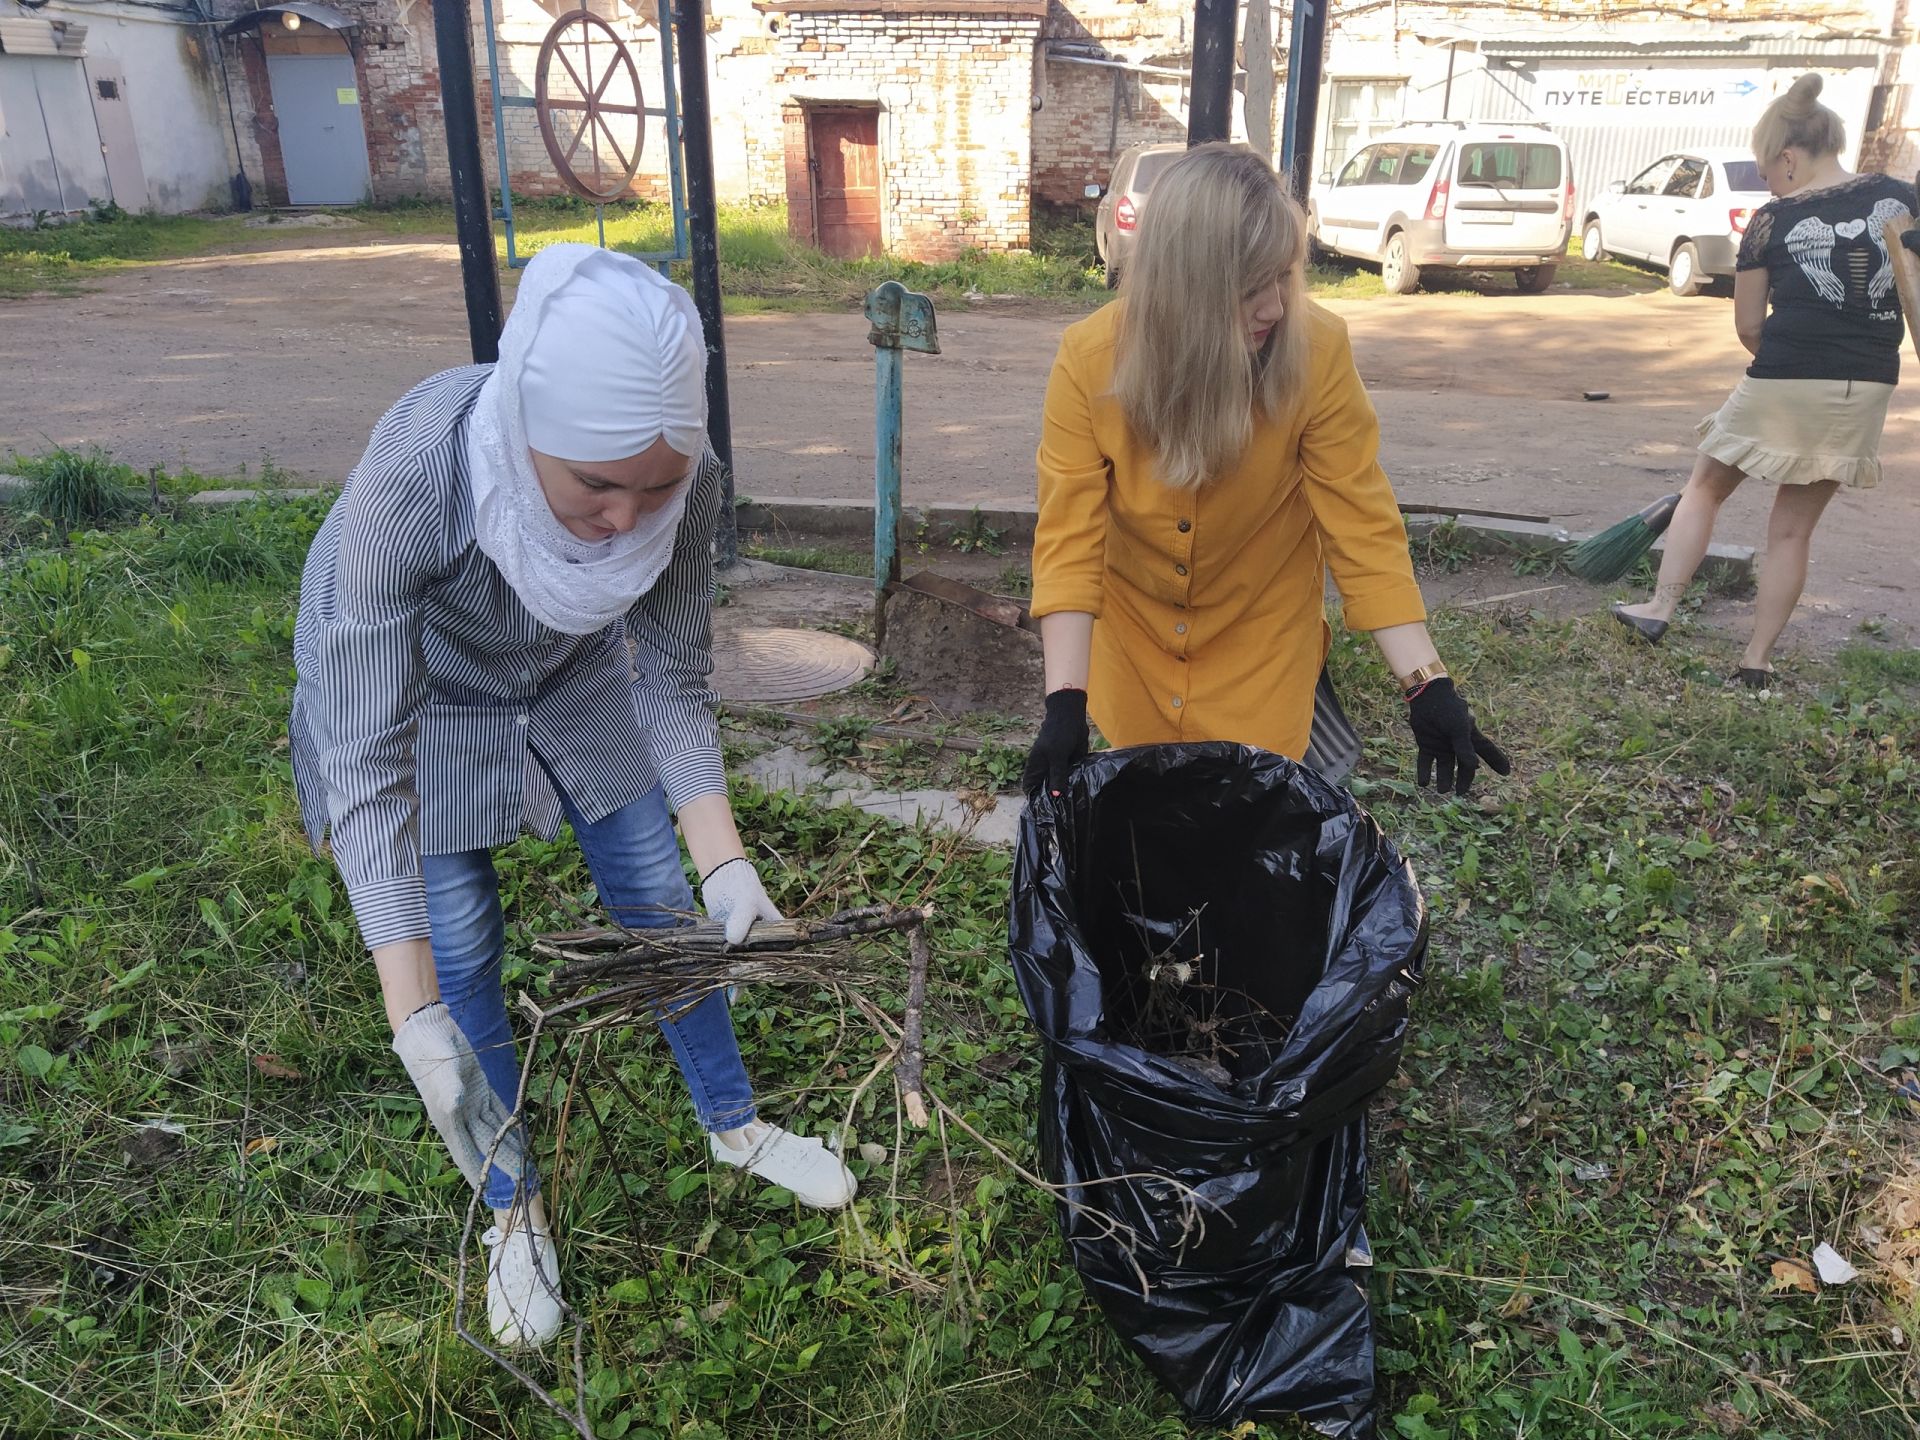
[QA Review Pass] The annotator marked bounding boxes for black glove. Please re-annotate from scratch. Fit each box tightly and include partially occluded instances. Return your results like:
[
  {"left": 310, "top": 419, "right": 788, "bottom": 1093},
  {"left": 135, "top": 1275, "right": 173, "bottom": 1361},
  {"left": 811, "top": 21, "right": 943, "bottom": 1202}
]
[
  {"left": 1903, "top": 226, "right": 1920, "bottom": 257},
  {"left": 1407, "top": 677, "right": 1510, "bottom": 796},
  {"left": 1023, "top": 688, "right": 1090, "bottom": 797}
]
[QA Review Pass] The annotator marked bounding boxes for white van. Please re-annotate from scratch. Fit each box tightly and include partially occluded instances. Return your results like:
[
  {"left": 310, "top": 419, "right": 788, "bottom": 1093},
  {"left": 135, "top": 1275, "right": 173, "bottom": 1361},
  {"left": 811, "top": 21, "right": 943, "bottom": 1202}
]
[{"left": 1307, "top": 121, "right": 1574, "bottom": 295}]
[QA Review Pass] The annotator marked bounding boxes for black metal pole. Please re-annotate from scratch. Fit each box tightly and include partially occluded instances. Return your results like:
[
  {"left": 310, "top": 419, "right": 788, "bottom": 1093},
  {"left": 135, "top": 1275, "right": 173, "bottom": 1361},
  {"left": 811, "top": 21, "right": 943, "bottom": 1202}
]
[
  {"left": 1187, "top": 0, "right": 1237, "bottom": 145},
  {"left": 431, "top": 0, "right": 502, "bottom": 364},
  {"left": 1279, "top": 0, "right": 1329, "bottom": 200},
  {"left": 672, "top": 0, "right": 738, "bottom": 567}
]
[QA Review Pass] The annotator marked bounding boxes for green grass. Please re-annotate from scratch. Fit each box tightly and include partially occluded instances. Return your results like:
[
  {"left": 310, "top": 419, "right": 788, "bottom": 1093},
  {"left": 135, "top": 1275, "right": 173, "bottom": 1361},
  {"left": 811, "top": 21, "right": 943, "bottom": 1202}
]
[
  {"left": 1309, "top": 250, "right": 1663, "bottom": 299},
  {"left": 7, "top": 448, "right": 146, "bottom": 530},
  {"left": 353, "top": 197, "right": 1110, "bottom": 312},
  {"left": 740, "top": 543, "right": 871, "bottom": 576},
  {"left": 5, "top": 497, "right": 1920, "bottom": 1436},
  {"left": 0, "top": 204, "right": 240, "bottom": 297},
  {"left": 11, "top": 195, "right": 1653, "bottom": 312}
]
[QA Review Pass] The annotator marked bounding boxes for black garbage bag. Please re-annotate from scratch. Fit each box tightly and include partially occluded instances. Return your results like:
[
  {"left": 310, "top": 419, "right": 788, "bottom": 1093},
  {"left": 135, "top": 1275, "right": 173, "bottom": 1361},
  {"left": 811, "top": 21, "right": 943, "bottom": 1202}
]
[{"left": 1008, "top": 743, "right": 1426, "bottom": 1437}]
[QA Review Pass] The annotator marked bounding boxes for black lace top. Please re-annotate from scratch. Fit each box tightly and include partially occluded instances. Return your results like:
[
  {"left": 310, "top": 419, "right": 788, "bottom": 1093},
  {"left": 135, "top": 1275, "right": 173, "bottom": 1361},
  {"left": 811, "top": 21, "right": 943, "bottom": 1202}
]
[{"left": 1736, "top": 172, "right": 1916, "bottom": 385}]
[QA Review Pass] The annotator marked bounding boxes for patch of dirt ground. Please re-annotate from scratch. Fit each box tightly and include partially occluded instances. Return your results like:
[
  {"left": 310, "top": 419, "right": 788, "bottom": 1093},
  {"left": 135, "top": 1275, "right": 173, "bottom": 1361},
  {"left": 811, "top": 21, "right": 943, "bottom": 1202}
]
[{"left": 3, "top": 231, "right": 1916, "bottom": 648}]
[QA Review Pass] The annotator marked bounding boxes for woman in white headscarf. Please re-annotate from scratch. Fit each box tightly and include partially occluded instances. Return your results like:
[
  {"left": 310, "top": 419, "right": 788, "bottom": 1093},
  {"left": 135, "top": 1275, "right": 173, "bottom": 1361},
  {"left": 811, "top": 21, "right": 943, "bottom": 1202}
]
[{"left": 289, "top": 244, "right": 855, "bottom": 1349}]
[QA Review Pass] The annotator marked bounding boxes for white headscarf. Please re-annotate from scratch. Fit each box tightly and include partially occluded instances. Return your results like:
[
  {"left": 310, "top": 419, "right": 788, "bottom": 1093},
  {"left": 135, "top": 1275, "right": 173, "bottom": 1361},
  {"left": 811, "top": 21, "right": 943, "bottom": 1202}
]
[{"left": 464, "top": 243, "right": 708, "bottom": 635}]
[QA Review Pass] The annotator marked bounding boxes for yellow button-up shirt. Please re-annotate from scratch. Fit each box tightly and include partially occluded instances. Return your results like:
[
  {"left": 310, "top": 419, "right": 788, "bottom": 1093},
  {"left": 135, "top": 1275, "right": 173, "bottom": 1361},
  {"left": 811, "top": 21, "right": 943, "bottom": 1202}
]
[{"left": 1031, "top": 300, "right": 1427, "bottom": 760}]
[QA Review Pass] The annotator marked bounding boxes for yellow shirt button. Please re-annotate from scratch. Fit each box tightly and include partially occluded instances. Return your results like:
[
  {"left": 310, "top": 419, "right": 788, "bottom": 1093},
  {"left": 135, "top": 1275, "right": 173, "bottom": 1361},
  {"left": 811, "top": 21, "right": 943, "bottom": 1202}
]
[
  {"left": 1171, "top": 696, "right": 1183, "bottom": 708},
  {"left": 1175, "top": 564, "right": 1187, "bottom": 577}
]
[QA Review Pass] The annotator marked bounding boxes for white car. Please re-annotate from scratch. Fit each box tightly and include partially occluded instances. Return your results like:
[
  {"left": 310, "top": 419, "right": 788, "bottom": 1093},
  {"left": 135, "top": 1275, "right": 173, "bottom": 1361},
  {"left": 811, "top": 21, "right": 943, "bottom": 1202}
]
[
  {"left": 1308, "top": 121, "right": 1574, "bottom": 295},
  {"left": 1581, "top": 149, "right": 1770, "bottom": 297}
]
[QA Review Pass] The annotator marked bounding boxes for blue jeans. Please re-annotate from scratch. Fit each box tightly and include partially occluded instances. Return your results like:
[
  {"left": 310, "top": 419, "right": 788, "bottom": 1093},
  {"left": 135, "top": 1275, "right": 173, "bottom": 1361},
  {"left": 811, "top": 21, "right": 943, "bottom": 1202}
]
[{"left": 422, "top": 780, "right": 757, "bottom": 1209}]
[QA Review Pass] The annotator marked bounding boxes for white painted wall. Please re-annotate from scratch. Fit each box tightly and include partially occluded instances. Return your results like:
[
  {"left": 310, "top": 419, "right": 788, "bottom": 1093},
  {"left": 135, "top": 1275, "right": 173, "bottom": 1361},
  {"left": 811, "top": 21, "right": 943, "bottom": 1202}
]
[
  {"left": 1, "top": 0, "right": 237, "bottom": 217},
  {"left": 0, "top": 53, "right": 111, "bottom": 215},
  {"left": 69, "top": 1, "right": 238, "bottom": 211}
]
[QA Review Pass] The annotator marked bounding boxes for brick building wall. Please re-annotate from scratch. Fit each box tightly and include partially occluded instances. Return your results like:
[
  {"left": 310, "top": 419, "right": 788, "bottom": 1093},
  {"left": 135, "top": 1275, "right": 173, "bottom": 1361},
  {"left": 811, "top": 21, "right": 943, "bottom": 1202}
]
[
  {"left": 220, "top": 0, "right": 477, "bottom": 206},
  {"left": 210, "top": 0, "right": 1908, "bottom": 254},
  {"left": 1031, "top": 58, "right": 1190, "bottom": 204},
  {"left": 1032, "top": 0, "right": 1198, "bottom": 203},
  {"left": 218, "top": 0, "right": 676, "bottom": 208},
  {"left": 762, "top": 3, "right": 1044, "bottom": 258},
  {"left": 482, "top": 3, "right": 675, "bottom": 203}
]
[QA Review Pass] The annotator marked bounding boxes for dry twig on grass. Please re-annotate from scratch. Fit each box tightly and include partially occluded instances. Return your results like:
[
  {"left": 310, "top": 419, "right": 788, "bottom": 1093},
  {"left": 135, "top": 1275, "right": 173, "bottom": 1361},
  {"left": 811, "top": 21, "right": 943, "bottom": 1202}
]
[{"left": 446, "top": 902, "right": 1218, "bottom": 1438}]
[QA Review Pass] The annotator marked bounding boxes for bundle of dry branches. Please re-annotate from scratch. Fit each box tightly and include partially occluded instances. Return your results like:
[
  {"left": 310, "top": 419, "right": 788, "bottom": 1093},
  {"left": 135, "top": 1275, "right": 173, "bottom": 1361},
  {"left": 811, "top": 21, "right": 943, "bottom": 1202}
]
[
  {"left": 447, "top": 903, "right": 1216, "bottom": 1439},
  {"left": 532, "top": 903, "right": 936, "bottom": 1123}
]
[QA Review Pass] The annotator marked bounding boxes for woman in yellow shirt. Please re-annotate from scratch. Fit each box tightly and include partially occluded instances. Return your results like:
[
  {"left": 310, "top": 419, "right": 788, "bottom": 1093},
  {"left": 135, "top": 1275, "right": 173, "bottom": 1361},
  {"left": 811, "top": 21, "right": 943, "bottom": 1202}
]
[{"left": 1024, "top": 144, "right": 1507, "bottom": 796}]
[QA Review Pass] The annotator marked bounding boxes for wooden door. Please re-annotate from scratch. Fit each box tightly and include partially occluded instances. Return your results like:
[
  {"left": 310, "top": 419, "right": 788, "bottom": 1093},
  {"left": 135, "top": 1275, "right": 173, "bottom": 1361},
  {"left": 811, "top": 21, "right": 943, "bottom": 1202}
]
[{"left": 809, "top": 108, "right": 880, "bottom": 258}]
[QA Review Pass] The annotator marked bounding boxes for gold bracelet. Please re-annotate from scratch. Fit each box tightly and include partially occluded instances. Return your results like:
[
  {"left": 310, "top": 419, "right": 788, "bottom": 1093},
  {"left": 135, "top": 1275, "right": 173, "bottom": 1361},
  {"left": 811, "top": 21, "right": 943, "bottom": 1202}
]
[{"left": 1398, "top": 661, "right": 1449, "bottom": 694}]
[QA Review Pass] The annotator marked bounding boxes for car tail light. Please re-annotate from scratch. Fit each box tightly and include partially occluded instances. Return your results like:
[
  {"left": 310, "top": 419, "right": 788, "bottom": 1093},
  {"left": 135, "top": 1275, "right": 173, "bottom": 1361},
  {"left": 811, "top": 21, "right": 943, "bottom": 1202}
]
[
  {"left": 1563, "top": 173, "right": 1575, "bottom": 223},
  {"left": 1116, "top": 195, "right": 1138, "bottom": 231},
  {"left": 1730, "top": 207, "right": 1751, "bottom": 235},
  {"left": 1425, "top": 176, "right": 1450, "bottom": 221}
]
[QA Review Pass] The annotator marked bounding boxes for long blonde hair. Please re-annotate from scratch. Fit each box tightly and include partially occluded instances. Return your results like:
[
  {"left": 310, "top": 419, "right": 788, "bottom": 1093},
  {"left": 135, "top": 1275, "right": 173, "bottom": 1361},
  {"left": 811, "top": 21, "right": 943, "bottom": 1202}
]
[
  {"left": 1113, "top": 144, "right": 1311, "bottom": 491},
  {"left": 1753, "top": 72, "right": 1847, "bottom": 164}
]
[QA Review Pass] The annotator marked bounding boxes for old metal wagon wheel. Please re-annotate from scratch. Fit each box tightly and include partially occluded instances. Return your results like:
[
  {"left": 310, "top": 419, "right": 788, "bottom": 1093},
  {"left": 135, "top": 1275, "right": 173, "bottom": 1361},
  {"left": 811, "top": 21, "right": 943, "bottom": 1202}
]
[{"left": 535, "top": 9, "right": 645, "bottom": 203}]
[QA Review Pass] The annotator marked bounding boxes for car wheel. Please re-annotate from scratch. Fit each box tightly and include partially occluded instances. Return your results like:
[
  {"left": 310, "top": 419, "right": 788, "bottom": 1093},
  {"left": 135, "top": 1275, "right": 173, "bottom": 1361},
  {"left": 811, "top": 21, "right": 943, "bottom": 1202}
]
[
  {"left": 1669, "top": 241, "right": 1704, "bottom": 297},
  {"left": 1381, "top": 232, "right": 1420, "bottom": 295},
  {"left": 1581, "top": 220, "right": 1606, "bottom": 263},
  {"left": 1515, "top": 264, "right": 1557, "bottom": 294}
]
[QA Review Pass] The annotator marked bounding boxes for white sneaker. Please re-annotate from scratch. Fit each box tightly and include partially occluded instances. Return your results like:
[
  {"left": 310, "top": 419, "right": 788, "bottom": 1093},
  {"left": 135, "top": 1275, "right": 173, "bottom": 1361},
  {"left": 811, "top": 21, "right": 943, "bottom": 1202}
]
[
  {"left": 709, "top": 1122, "right": 858, "bottom": 1210},
  {"left": 481, "top": 1222, "right": 564, "bottom": 1348}
]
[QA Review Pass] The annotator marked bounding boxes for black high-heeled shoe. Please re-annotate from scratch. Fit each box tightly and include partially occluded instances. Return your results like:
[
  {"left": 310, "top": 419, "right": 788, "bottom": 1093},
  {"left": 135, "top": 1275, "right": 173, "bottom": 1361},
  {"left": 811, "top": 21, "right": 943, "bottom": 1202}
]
[
  {"left": 1609, "top": 603, "right": 1668, "bottom": 645},
  {"left": 1729, "top": 666, "right": 1776, "bottom": 691}
]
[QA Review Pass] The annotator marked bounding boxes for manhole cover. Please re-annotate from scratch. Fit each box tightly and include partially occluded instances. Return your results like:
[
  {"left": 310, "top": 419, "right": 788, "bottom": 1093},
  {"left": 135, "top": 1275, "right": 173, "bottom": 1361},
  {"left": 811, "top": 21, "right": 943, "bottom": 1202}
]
[{"left": 713, "top": 626, "right": 874, "bottom": 703}]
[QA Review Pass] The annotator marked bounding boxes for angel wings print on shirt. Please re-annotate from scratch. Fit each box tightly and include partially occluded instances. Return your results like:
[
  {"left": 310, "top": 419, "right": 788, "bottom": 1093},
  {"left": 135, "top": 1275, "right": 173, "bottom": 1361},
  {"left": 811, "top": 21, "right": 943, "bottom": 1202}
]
[{"left": 1785, "top": 197, "right": 1910, "bottom": 317}]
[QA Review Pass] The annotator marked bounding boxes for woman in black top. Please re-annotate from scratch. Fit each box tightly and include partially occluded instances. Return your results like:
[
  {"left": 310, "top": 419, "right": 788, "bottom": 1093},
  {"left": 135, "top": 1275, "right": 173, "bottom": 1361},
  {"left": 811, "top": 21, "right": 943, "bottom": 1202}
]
[{"left": 1612, "top": 74, "right": 1915, "bottom": 686}]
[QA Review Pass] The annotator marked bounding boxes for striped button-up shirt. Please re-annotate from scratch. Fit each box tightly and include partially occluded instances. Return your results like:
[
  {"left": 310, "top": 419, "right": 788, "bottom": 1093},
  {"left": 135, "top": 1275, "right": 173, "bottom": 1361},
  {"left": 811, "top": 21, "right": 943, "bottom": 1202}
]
[{"left": 289, "top": 365, "right": 728, "bottom": 949}]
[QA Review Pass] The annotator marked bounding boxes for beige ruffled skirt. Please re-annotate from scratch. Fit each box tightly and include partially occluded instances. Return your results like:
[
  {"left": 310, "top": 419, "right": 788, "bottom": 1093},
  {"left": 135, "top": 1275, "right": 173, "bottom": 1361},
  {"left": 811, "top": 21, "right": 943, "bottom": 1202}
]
[{"left": 1697, "top": 376, "right": 1895, "bottom": 489}]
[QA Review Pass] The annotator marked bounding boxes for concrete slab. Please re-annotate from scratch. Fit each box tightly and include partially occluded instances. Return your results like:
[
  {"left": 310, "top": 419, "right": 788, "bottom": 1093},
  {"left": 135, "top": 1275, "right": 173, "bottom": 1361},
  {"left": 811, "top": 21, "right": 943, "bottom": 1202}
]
[{"left": 738, "top": 744, "right": 1022, "bottom": 849}]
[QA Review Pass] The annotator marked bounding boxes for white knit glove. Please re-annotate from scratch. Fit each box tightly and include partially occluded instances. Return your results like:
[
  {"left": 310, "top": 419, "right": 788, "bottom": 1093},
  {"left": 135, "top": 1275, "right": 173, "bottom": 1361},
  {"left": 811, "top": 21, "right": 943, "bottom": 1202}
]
[
  {"left": 391, "top": 1002, "right": 525, "bottom": 1191},
  {"left": 699, "top": 857, "right": 783, "bottom": 946}
]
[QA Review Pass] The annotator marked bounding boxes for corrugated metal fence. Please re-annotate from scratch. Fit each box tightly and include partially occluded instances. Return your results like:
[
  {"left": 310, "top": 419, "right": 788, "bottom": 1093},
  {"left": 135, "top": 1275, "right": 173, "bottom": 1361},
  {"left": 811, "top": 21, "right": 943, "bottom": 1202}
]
[
  {"left": 1412, "top": 42, "right": 1894, "bottom": 230},
  {"left": 1558, "top": 121, "right": 1758, "bottom": 220}
]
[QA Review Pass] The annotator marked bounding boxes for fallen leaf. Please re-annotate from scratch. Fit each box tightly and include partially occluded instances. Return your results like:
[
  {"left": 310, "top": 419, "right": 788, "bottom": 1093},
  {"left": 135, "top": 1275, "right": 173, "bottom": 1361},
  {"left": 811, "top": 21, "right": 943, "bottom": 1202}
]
[
  {"left": 1499, "top": 1289, "right": 1534, "bottom": 1318},
  {"left": 251, "top": 1054, "right": 304, "bottom": 1081},
  {"left": 244, "top": 1135, "right": 279, "bottom": 1157},
  {"left": 122, "top": 1119, "right": 187, "bottom": 1169},
  {"left": 1770, "top": 1258, "right": 1818, "bottom": 1294},
  {"left": 1700, "top": 1399, "right": 1747, "bottom": 1436}
]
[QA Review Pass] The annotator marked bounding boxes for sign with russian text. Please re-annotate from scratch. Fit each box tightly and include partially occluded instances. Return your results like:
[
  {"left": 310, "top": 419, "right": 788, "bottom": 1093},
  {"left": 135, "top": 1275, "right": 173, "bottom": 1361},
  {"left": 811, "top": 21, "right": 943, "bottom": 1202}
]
[{"left": 1536, "top": 69, "right": 1774, "bottom": 114}]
